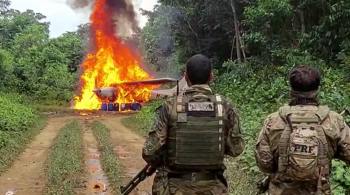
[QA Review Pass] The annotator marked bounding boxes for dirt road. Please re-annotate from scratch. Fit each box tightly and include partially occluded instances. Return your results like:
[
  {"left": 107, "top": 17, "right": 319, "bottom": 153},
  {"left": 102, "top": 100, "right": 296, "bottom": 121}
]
[
  {"left": 0, "top": 117, "right": 71, "bottom": 195},
  {"left": 101, "top": 116, "right": 154, "bottom": 194},
  {"left": 0, "top": 113, "right": 152, "bottom": 195}
]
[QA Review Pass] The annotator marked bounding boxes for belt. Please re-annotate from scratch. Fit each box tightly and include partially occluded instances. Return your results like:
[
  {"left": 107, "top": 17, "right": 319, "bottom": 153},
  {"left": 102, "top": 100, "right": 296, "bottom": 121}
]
[{"left": 168, "top": 172, "right": 217, "bottom": 182}]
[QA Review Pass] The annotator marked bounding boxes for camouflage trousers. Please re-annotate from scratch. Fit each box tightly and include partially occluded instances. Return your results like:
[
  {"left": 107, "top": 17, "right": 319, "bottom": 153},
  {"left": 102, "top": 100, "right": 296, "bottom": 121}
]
[
  {"left": 267, "top": 179, "right": 331, "bottom": 195},
  {"left": 267, "top": 189, "right": 331, "bottom": 195},
  {"left": 151, "top": 172, "right": 228, "bottom": 195}
]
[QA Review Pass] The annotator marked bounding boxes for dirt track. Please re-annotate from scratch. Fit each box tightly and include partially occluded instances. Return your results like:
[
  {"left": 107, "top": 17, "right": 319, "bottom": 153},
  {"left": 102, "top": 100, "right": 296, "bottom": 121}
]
[
  {"left": 0, "top": 113, "right": 152, "bottom": 195},
  {"left": 101, "top": 116, "right": 153, "bottom": 194}
]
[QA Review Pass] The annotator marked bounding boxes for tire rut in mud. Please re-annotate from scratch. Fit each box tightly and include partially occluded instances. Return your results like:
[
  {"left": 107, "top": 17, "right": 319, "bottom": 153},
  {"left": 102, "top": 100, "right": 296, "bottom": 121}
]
[
  {"left": 99, "top": 116, "right": 153, "bottom": 195},
  {"left": 0, "top": 117, "right": 71, "bottom": 195},
  {"left": 76, "top": 119, "right": 111, "bottom": 195}
]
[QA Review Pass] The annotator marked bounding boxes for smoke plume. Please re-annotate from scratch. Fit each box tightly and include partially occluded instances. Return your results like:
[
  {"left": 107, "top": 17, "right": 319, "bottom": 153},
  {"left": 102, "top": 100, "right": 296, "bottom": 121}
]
[
  {"left": 66, "top": 0, "right": 94, "bottom": 9},
  {"left": 66, "top": 0, "right": 140, "bottom": 37}
]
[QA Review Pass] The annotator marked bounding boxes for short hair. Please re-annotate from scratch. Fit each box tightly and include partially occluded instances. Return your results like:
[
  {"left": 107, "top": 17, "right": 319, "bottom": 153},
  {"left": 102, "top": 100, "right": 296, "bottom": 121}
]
[
  {"left": 289, "top": 65, "right": 321, "bottom": 92},
  {"left": 186, "top": 54, "right": 212, "bottom": 85}
]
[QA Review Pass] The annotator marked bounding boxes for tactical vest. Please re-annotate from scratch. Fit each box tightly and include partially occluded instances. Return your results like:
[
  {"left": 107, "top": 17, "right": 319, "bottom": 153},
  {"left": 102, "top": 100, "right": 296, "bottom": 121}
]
[
  {"left": 278, "top": 105, "right": 330, "bottom": 185},
  {"left": 166, "top": 93, "right": 225, "bottom": 171}
]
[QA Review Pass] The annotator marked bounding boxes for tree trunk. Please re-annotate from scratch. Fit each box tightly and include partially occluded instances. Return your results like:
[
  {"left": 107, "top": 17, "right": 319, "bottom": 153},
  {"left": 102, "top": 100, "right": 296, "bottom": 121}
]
[
  {"left": 230, "top": 0, "right": 242, "bottom": 63},
  {"left": 299, "top": 0, "right": 305, "bottom": 33}
]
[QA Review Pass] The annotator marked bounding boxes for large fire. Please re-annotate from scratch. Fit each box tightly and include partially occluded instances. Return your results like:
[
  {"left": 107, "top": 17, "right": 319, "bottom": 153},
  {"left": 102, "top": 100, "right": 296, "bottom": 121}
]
[{"left": 73, "top": 0, "right": 158, "bottom": 110}]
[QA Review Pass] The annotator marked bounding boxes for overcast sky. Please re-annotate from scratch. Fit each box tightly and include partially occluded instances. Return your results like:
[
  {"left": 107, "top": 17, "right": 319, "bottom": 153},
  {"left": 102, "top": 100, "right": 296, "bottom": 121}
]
[{"left": 10, "top": 0, "right": 157, "bottom": 37}]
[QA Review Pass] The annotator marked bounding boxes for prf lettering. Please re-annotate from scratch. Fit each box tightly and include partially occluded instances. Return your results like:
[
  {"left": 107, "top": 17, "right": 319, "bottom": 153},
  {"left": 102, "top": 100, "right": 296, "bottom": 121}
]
[{"left": 291, "top": 144, "right": 316, "bottom": 153}]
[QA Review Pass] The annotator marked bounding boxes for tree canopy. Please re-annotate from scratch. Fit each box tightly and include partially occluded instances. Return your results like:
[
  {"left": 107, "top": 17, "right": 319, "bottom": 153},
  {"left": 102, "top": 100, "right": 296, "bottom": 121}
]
[{"left": 0, "top": 0, "right": 86, "bottom": 104}]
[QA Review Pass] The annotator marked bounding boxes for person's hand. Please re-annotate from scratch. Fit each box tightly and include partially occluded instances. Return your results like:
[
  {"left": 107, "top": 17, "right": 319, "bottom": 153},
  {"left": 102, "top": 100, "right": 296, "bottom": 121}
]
[{"left": 146, "top": 165, "right": 156, "bottom": 176}]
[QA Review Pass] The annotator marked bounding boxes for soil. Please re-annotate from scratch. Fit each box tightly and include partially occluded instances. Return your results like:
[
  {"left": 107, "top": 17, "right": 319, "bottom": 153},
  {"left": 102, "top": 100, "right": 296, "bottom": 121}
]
[
  {"left": 0, "top": 116, "right": 72, "bottom": 195},
  {"left": 101, "top": 116, "right": 153, "bottom": 195},
  {"left": 0, "top": 114, "right": 152, "bottom": 195}
]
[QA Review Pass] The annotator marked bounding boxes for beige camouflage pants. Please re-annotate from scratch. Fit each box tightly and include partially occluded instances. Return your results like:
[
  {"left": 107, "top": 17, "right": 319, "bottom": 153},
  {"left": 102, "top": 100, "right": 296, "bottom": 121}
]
[
  {"left": 268, "top": 180, "right": 331, "bottom": 195},
  {"left": 151, "top": 172, "right": 228, "bottom": 195}
]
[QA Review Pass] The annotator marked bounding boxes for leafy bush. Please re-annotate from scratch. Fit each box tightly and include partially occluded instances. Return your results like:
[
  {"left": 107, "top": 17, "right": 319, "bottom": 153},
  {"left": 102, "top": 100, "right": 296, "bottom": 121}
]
[{"left": 0, "top": 93, "right": 38, "bottom": 148}]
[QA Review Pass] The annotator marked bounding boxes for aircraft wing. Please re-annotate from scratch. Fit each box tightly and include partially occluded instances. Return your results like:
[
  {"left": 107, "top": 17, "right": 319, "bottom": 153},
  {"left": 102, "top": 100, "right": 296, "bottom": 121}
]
[
  {"left": 121, "top": 78, "right": 178, "bottom": 85},
  {"left": 152, "top": 89, "right": 176, "bottom": 96}
]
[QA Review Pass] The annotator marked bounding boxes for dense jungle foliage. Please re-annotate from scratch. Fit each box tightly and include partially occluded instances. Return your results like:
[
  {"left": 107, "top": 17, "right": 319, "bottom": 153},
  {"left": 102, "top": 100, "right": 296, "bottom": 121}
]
[
  {"left": 0, "top": 0, "right": 350, "bottom": 194},
  {"left": 131, "top": 0, "right": 350, "bottom": 194},
  {"left": 0, "top": 0, "right": 84, "bottom": 159},
  {"left": 0, "top": 0, "right": 84, "bottom": 103}
]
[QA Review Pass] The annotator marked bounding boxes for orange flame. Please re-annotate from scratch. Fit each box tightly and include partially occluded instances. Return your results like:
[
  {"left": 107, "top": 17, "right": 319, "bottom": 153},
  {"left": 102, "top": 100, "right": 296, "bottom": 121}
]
[{"left": 73, "top": 0, "right": 158, "bottom": 110}]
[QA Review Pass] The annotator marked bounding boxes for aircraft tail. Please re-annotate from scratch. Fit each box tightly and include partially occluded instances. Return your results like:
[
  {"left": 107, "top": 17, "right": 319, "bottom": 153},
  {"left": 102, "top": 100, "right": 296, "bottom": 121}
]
[
  {"left": 172, "top": 76, "right": 188, "bottom": 93},
  {"left": 149, "top": 76, "right": 188, "bottom": 99}
]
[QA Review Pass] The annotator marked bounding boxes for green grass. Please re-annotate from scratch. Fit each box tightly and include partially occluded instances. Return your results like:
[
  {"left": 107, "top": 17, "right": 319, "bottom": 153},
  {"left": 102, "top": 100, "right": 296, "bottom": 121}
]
[
  {"left": 44, "top": 120, "right": 84, "bottom": 195},
  {"left": 121, "top": 117, "right": 147, "bottom": 136},
  {"left": 121, "top": 101, "right": 163, "bottom": 137},
  {"left": 0, "top": 117, "right": 47, "bottom": 175},
  {"left": 91, "top": 121, "right": 122, "bottom": 194},
  {"left": 34, "top": 104, "right": 74, "bottom": 113},
  {"left": 224, "top": 159, "right": 261, "bottom": 195}
]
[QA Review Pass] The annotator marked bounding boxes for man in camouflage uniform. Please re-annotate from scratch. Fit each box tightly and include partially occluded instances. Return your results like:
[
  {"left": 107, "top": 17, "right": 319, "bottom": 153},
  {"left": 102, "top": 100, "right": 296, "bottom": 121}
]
[
  {"left": 254, "top": 65, "right": 350, "bottom": 195},
  {"left": 142, "top": 54, "right": 245, "bottom": 195}
]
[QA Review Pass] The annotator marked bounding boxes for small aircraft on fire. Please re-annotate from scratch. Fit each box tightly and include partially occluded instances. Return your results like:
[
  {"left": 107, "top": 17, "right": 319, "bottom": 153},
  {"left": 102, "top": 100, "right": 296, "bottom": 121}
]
[{"left": 92, "top": 76, "right": 188, "bottom": 103}]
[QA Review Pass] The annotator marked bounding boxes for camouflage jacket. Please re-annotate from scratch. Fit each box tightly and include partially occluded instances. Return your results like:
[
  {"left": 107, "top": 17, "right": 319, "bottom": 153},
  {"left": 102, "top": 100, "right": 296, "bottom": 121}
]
[
  {"left": 142, "top": 84, "right": 245, "bottom": 171},
  {"left": 254, "top": 105, "right": 350, "bottom": 194}
]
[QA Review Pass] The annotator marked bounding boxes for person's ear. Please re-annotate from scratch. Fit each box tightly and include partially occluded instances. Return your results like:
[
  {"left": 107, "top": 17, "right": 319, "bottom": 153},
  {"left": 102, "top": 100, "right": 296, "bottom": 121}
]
[{"left": 209, "top": 72, "right": 214, "bottom": 81}]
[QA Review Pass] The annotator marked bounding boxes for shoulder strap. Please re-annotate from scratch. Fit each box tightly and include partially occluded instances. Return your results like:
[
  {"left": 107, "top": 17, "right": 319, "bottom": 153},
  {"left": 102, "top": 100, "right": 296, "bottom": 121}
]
[
  {"left": 174, "top": 95, "right": 188, "bottom": 123},
  {"left": 278, "top": 106, "right": 292, "bottom": 173},
  {"left": 316, "top": 105, "right": 330, "bottom": 125},
  {"left": 315, "top": 106, "right": 330, "bottom": 164},
  {"left": 215, "top": 94, "right": 223, "bottom": 118},
  {"left": 176, "top": 95, "right": 184, "bottom": 113},
  {"left": 278, "top": 105, "right": 292, "bottom": 124},
  {"left": 215, "top": 95, "right": 224, "bottom": 135},
  {"left": 168, "top": 95, "right": 184, "bottom": 124}
]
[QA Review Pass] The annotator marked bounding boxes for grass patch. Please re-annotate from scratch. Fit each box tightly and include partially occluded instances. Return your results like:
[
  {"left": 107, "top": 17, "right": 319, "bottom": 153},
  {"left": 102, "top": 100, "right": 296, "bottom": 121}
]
[
  {"left": 224, "top": 160, "right": 261, "bottom": 195},
  {"left": 91, "top": 121, "right": 122, "bottom": 194},
  {"left": 45, "top": 120, "right": 84, "bottom": 195},
  {"left": 0, "top": 117, "right": 47, "bottom": 175},
  {"left": 121, "top": 117, "right": 146, "bottom": 136},
  {"left": 34, "top": 104, "right": 72, "bottom": 113},
  {"left": 121, "top": 101, "right": 163, "bottom": 137}
]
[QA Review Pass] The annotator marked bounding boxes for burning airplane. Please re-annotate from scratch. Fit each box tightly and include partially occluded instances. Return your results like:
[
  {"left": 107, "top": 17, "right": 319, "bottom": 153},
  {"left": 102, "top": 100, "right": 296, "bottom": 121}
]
[
  {"left": 72, "top": 0, "right": 187, "bottom": 111},
  {"left": 90, "top": 76, "right": 188, "bottom": 111}
]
